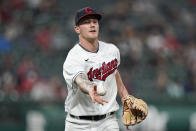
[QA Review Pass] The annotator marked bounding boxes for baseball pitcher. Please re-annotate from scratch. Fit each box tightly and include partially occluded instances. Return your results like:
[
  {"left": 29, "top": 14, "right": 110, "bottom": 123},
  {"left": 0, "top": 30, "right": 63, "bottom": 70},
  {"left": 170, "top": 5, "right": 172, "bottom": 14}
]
[{"left": 63, "top": 7, "right": 148, "bottom": 131}]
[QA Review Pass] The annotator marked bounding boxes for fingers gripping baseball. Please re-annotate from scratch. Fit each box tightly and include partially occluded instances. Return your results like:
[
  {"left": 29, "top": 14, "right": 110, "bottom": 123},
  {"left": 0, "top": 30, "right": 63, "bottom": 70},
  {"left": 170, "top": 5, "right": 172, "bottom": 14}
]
[
  {"left": 74, "top": 73, "right": 108, "bottom": 105},
  {"left": 89, "top": 84, "right": 108, "bottom": 105}
]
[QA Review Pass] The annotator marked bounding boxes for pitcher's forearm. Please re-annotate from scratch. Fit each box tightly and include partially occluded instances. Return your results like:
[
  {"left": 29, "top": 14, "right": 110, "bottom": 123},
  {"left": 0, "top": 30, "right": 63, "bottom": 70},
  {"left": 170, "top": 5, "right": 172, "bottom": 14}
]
[
  {"left": 115, "top": 70, "right": 129, "bottom": 99},
  {"left": 74, "top": 73, "right": 94, "bottom": 94}
]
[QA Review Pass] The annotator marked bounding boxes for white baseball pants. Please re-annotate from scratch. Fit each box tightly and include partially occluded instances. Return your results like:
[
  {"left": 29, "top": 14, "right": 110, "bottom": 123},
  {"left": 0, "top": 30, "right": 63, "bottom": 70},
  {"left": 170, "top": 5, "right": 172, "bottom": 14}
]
[{"left": 65, "top": 113, "right": 119, "bottom": 131}]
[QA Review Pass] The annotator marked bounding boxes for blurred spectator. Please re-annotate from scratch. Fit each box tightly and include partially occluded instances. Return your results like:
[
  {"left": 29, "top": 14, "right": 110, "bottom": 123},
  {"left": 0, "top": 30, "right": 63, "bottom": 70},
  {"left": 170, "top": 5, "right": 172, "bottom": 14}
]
[
  {"left": 1, "top": 70, "right": 18, "bottom": 100},
  {"left": 180, "top": 8, "right": 195, "bottom": 26},
  {"left": 184, "top": 41, "right": 196, "bottom": 92},
  {"left": 16, "top": 56, "right": 39, "bottom": 94},
  {"left": 35, "top": 25, "right": 52, "bottom": 53},
  {"left": 30, "top": 76, "right": 66, "bottom": 102},
  {"left": 0, "top": 54, "right": 19, "bottom": 100},
  {"left": 132, "top": 0, "right": 158, "bottom": 15},
  {"left": 26, "top": 0, "right": 42, "bottom": 9},
  {"left": 50, "top": 24, "right": 70, "bottom": 51},
  {"left": 146, "top": 29, "right": 165, "bottom": 55},
  {"left": 156, "top": 70, "right": 168, "bottom": 92},
  {"left": 49, "top": 76, "right": 67, "bottom": 101},
  {"left": 30, "top": 79, "right": 55, "bottom": 101},
  {"left": 11, "top": 0, "right": 24, "bottom": 10},
  {"left": 0, "top": 1, "right": 13, "bottom": 24},
  {"left": 118, "top": 26, "right": 144, "bottom": 69},
  {"left": 0, "top": 35, "right": 12, "bottom": 52},
  {"left": 163, "top": 27, "right": 181, "bottom": 56},
  {"left": 5, "top": 15, "right": 24, "bottom": 40},
  {"left": 124, "top": 26, "right": 143, "bottom": 64},
  {"left": 0, "top": 0, "right": 24, "bottom": 24},
  {"left": 166, "top": 80, "right": 185, "bottom": 98}
]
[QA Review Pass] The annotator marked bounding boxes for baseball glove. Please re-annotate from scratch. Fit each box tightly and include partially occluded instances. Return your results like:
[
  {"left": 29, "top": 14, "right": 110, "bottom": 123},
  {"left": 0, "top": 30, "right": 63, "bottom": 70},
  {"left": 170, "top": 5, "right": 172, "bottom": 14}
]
[{"left": 122, "top": 95, "right": 148, "bottom": 127}]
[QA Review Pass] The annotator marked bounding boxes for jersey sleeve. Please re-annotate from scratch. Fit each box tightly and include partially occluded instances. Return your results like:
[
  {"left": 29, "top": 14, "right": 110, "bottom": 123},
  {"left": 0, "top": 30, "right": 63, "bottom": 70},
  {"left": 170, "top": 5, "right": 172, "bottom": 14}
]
[
  {"left": 63, "top": 52, "right": 85, "bottom": 89},
  {"left": 113, "top": 44, "right": 120, "bottom": 67}
]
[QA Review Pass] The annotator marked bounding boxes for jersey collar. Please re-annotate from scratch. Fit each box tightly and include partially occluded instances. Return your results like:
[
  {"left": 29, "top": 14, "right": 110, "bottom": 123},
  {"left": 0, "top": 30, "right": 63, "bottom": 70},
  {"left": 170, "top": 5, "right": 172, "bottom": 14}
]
[{"left": 78, "top": 42, "right": 99, "bottom": 53}]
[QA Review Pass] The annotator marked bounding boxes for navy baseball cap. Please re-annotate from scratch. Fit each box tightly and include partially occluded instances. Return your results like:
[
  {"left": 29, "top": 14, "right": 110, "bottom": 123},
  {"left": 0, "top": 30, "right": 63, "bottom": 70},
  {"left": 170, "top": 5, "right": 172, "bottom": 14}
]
[{"left": 75, "top": 7, "right": 102, "bottom": 25}]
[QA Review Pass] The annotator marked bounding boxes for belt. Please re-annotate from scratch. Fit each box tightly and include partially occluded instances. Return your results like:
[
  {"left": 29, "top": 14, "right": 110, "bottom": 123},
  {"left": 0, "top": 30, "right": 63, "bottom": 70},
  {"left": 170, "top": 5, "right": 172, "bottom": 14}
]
[{"left": 70, "top": 112, "right": 115, "bottom": 121}]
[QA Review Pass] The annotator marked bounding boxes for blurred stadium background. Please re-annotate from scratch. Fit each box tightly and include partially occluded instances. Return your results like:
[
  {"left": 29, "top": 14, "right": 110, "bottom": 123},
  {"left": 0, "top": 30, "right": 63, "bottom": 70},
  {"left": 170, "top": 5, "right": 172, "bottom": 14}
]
[{"left": 0, "top": 0, "right": 195, "bottom": 131}]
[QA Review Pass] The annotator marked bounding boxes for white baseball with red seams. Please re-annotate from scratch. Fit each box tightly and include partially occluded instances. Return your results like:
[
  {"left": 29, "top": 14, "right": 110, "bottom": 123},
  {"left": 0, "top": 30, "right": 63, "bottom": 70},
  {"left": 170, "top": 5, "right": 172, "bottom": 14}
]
[{"left": 96, "top": 81, "right": 107, "bottom": 96}]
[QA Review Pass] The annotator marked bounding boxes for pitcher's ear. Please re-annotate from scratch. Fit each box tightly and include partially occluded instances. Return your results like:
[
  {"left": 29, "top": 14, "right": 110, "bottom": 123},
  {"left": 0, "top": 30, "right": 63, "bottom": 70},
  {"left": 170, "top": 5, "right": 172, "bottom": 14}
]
[{"left": 74, "top": 26, "right": 80, "bottom": 34}]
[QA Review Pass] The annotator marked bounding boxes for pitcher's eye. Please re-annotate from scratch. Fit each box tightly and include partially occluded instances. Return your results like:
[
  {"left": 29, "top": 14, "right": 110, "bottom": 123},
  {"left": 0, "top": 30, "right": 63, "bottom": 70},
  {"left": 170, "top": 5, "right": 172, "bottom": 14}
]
[
  {"left": 80, "top": 20, "right": 90, "bottom": 24},
  {"left": 84, "top": 21, "right": 89, "bottom": 24},
  {"left": 93, "top": 19, "right": 98, "bottom": 23}
]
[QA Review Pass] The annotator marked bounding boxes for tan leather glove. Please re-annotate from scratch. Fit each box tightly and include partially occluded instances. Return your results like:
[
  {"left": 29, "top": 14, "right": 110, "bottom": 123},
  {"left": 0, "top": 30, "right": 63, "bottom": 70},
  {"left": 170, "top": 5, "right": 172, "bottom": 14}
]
[{"left": 122, "top": 95, "right": 148, "bottom": 127}]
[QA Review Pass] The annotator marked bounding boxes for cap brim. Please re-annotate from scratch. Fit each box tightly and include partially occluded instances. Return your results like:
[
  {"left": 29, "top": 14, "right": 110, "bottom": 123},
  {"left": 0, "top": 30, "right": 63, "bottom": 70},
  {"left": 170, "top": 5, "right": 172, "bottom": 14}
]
[{"left": 76, "top": 13, "right": 102, "bottom": 25}]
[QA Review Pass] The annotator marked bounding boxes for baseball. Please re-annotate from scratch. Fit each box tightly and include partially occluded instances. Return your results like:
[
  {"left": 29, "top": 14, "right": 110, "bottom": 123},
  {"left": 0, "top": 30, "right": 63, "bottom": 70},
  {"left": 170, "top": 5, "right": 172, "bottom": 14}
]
[{"left": 97, "top": 84, "right": 107, "bottom": 96}]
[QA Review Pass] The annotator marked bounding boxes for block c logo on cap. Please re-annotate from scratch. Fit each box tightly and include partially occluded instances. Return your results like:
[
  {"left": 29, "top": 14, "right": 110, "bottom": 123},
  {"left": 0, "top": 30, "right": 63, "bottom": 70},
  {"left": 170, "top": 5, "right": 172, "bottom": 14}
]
[{"left": 85, "top": 8, "right": 93, "bottom": 14}]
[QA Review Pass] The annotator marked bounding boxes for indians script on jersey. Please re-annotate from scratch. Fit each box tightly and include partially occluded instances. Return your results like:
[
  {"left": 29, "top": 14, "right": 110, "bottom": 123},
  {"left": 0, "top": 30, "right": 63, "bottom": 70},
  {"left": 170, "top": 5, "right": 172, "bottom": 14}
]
[{"left": 87, "top": 58, "right": 118, "bottom": 81}]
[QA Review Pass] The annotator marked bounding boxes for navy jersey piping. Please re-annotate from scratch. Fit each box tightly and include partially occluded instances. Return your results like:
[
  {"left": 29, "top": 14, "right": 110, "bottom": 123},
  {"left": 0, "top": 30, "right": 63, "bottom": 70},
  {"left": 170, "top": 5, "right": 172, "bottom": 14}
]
[{"left": 78, "top": 42, "right": 99, "bottom": 53}]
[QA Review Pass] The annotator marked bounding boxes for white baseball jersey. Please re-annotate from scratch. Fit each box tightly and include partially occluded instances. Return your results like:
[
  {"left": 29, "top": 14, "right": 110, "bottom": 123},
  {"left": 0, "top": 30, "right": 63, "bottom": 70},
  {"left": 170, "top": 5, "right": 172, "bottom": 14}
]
[{"left": 63, "top": 41, "right": 120, "bottom": 116}]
